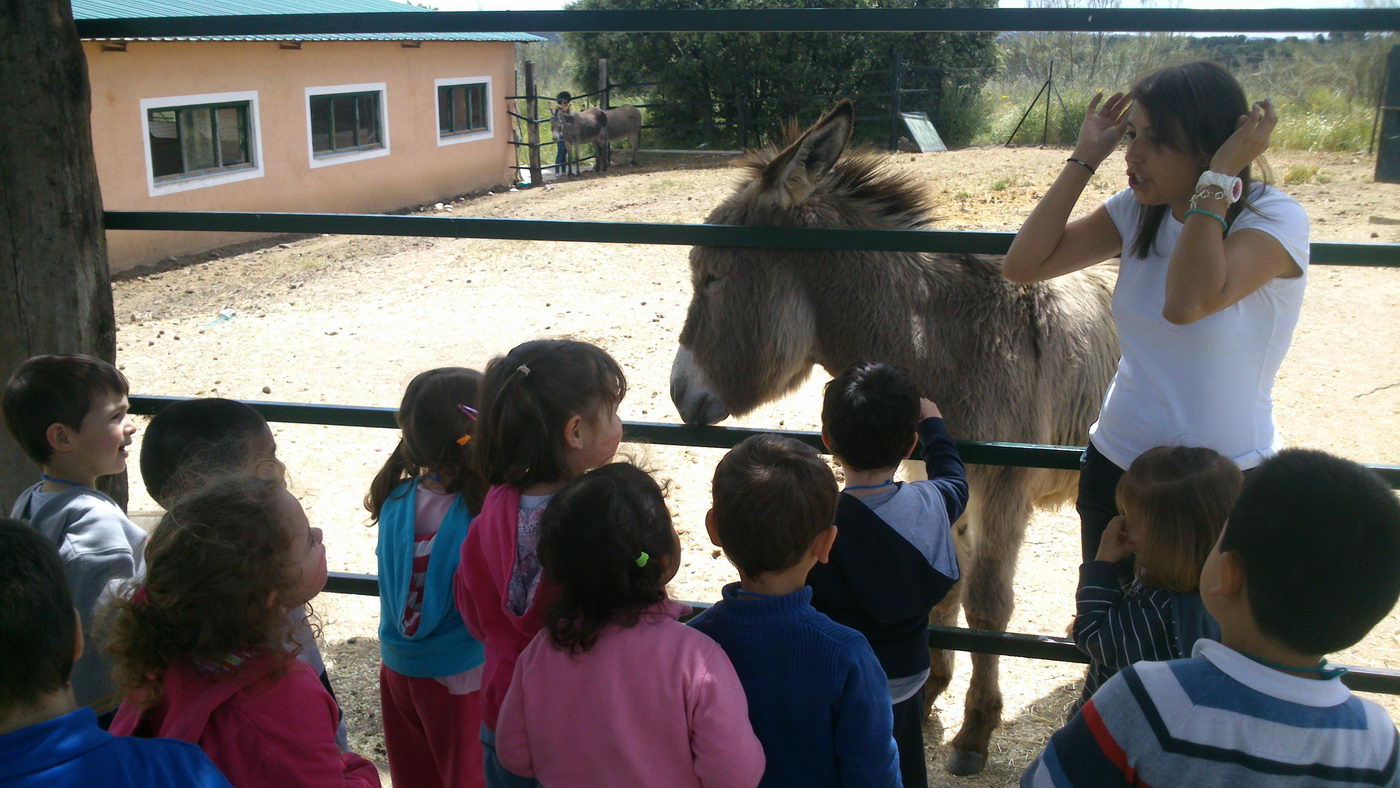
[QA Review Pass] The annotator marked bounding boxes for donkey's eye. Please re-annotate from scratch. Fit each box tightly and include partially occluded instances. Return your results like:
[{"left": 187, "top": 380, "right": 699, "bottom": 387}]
[{"left": 701, "top": 273, "right": 721, "bottom": 291}]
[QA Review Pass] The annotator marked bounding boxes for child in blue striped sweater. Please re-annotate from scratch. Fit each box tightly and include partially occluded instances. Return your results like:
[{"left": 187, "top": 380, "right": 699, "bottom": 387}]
[
  {"left": 1069, "top": 446, "right": 1241, "bottom": 716},
  {"left": 1026, "top": 449, "right": 1400, "bottom": 787}
]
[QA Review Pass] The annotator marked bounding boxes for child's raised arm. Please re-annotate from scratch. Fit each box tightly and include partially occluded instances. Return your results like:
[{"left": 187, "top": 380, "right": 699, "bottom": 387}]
[
  {"left": 1071, "top": 559, "right": 1174, "bottom": 670},
  {"left": 915, "top": 400, "right": 969, "bottom": 525}
]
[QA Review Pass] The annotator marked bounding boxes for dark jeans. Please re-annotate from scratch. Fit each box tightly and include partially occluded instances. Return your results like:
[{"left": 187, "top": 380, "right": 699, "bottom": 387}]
[
  {"left": 1076, "top": 441, "right": 1126, "bottom": 564},
  {"left": 554, "top": 141, "right": 567, "bottom": 173},
  {"left": 892, "top": 688, "right": 928, "bottom": 788}
]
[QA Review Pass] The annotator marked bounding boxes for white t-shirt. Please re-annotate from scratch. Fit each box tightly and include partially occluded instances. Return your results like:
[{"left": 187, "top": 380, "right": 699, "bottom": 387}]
[{"left": 1089, "top": 184, "right": 1309, "bottom": 471}]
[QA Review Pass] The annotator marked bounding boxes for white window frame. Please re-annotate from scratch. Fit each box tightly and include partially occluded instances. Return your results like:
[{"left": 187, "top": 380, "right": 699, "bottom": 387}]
[
  {"left": 140, "top": 90, "right": 264, "bottom": 197},
  {"left": 304, "top": 82, "right": 391, "bottom": 168},
  {"left": 435, "top": 76, "right": 494, "bottom": 146}
]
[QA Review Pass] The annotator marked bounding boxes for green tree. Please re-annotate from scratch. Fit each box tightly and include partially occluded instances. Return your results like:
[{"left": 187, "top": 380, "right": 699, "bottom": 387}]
[{"left": 562, "top": 0, "right": 998, "bottom": 149}]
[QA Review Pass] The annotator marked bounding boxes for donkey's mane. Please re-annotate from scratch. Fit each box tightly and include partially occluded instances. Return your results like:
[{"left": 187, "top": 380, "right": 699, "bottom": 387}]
[{"left": 741, "top": 141, "right": 938, "bottom": 230}]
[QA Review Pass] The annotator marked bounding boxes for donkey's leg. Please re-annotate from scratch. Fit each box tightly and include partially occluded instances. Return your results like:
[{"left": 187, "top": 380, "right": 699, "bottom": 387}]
[{"left": 947, "top": 466, "right": 1032, "bottom": 776}]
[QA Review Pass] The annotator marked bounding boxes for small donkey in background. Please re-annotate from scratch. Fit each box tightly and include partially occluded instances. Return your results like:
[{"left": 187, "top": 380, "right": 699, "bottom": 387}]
[{"left": 552, "top": 105, "right": 642, "bottom": 175}]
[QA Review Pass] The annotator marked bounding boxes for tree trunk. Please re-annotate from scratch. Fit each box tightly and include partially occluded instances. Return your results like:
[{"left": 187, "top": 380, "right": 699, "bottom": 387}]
[{"left": 0, "top": 0, "right": 124, "bottom": 508}]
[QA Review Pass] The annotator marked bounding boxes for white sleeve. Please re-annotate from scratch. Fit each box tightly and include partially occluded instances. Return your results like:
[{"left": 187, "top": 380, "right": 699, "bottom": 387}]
[
  {"left": 1102, "top": 188, "right": 1140, "bottom": 249},
  {"left": 1230, "top": 185, "right": 1310, "bottom": 272}
]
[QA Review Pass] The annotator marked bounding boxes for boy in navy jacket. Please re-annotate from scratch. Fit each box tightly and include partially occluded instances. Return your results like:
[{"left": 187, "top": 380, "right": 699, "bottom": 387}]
[{"left": 808, "top": 362, "right": 968, "bottom": 788}]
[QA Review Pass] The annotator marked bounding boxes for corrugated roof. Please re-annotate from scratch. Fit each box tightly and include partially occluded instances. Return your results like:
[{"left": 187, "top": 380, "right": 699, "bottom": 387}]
[{"left": 72, "top": 0, "right": 545, "bottom": 42}]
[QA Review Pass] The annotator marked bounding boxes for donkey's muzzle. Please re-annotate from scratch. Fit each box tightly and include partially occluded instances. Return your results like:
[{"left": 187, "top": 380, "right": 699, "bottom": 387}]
[{"left": 670, "top": 346, "right": 730, "bottom": 426}]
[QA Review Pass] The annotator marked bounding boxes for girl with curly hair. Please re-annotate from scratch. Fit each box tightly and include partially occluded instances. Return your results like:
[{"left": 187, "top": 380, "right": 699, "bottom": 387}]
[{"left": 108, "top": 477, "right": 379, "bottom": 787}]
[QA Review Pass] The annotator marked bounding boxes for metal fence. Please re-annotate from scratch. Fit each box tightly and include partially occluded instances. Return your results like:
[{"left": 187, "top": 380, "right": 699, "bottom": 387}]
[{"left": 87, "top": 6, "right": 1400, "bottom": 695}]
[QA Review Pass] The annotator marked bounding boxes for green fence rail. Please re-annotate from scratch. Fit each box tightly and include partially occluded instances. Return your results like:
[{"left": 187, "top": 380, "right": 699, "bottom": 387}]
[
  {"left": 105, "top": 212, "right": 1400, "bottom": 267},
  {"left": 73, "top": 8, "right": 1400, "bottom": 38}
]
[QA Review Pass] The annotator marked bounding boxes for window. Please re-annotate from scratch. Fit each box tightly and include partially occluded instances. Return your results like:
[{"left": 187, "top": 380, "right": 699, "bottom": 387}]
[
  {"left": 435, "top": 77, "right": 494, "bottom": 146},
  {"left": 147, "top": 103, "right": 252, "bottom": 179},
  {"left": 140, "top": 91, "right": 264, "bottom": 196},
  {"left": 310, "top": 92, "right": 382, "bottom": 154},
  {"left": 304, "top": 83, "right": 391, "bottom": 168}
]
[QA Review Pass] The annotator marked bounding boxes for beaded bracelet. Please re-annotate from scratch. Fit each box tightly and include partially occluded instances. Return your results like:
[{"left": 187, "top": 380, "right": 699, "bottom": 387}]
[{"left": 1185, "top": 208, "right": 1228, "bottom": 233}]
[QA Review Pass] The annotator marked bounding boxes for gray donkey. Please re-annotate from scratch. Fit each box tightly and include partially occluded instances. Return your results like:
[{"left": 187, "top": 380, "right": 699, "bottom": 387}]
[
  {"left": 552, "top": 105, "right": 642, "bottom": 175},
  {"left": 670, "top": 100, "right": 1119, "bottom": 775}
]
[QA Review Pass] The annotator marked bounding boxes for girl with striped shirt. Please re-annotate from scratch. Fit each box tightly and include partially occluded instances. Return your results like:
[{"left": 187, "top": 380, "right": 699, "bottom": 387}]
[
  {"left": 367, "top": 368, "right": 489, "bottom": 788},
  {"left": 1070, "top": 445, "right": 1242, "bottom": 715}
]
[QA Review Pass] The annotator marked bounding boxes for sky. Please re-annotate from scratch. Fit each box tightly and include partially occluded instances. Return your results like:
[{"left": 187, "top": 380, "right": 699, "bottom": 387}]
[{"left": 429, "top": 0, "right": 1384, "bottom": 12}]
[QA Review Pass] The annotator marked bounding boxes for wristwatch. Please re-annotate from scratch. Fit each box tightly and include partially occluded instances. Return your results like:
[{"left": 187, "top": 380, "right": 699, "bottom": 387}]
[{"left": 1196, "top": 170, "right": 1243, "bottom": 204}]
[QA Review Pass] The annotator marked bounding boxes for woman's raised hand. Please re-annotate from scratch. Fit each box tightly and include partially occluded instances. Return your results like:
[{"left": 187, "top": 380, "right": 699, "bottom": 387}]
[
  {"left": 1211, "top": 99, "right": 1277, "bottom": 177},
  {"left": 1073, "top": 92, "right": 1132, "bottom": 167}
]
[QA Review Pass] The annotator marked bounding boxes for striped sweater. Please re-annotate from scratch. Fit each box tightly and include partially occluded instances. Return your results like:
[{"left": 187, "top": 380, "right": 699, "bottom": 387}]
[{"left": 1023, "top": 640, "right": 1400, "bottom": 787}]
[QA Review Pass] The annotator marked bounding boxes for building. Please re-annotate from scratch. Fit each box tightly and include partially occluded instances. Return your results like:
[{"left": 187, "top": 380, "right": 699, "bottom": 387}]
[{"left": 75, "top": 0, "right": 542, "bottom": 271}]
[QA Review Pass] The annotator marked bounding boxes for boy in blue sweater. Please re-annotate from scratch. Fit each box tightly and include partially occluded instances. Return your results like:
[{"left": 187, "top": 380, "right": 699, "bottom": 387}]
[
  {"left": 1023, "top": 449, "right": 1400, "bottom": 787},
  {"left": 690, "top": 434, "right": 901, "bottom": 788},
  {"left": 808, "top": 362, "right": 967, "bottom": 788},
  {"left": 0, "top": 519, "right": 230, "bottom": 787}
]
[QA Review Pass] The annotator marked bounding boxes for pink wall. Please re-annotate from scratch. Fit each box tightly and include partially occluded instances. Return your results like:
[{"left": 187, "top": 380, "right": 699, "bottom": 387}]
[{"left": 84, "top": 39, "right": 521, "bottom": 271}]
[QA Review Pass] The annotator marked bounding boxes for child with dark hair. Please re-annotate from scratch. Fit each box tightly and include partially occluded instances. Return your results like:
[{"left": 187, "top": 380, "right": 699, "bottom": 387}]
[
  {"left": 1025, "top": 449, "right": 1400, "bottom": 787},
  {"left": 367, "top": 368, "right": 489, "bottom": 788},
  {"left": 1070, "top": 445, "right": 1240, "bottom": 715},
  {"left": 139, "top": 397, "right": 346, "bottom": 752},
  {"left": 808, "top": 361, "right": 967, "bottom": 788},
  {"left": 3, "top": 354, "right": 144, "bottom": 725},
  {"left": 690, "top": 434, "right": 900, "bottom": 787},
  {"left": 108, "top": 477, "right": 379, "bottom": 787},
  {"left": 453, "top": 338, "right": 627, "bottom": 788},
  {"left": 0, "top": 518, "right": 230, "bottom": 787},
  {"left": 495, "top": 463, "right": 764, "bottom": 787}
]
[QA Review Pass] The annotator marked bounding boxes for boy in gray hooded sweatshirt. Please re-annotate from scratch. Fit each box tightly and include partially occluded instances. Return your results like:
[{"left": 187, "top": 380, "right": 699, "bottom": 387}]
[{"left": 4, "top": 354, "right": 145, "bottom": 727}]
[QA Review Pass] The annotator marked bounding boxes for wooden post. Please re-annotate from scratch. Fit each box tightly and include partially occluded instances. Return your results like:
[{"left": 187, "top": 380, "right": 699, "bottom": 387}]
[
  {"left": 597, "top": 57, "right": 610, "bottom": 171},
  {"left": 1042, "top": 60, "right": 1054, "bottom": 146},
  {"left": 524, "top": 60, "right": 542, "bottom": 186},
  {"left": 1374, "top": 44, "right": 1400, "bottom": 182},
  {"left": 888, "top": 49, "right": 905, "bottom": 151},
  {"left": 1, "top": 0, "right": 124, "bottom": 507}
]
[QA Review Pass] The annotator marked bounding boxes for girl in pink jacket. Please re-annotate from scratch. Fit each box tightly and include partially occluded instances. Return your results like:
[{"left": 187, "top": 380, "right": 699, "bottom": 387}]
[
  {"left": 496, "top": 463, "right": 765, "bottom": 787},
  {"left": 108, "top": 477, "right": 378, "bottom": 787},
  {"left": 454, "top": 339, "right": 627, "bottom": 788}
]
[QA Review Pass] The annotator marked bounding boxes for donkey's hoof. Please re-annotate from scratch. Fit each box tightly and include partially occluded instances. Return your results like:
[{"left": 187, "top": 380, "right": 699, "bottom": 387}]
[{"left": 946, "top": 749, "right": 986, "bottom": 776}]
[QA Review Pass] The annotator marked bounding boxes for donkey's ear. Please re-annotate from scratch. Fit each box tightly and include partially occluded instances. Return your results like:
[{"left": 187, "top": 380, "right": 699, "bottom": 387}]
[{"left": 760, "top": 100, "right": 854, "bottom": 207}]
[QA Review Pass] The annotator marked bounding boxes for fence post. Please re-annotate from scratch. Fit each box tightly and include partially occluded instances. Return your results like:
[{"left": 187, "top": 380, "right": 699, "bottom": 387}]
[
  {"left": 889, "top": 49, "right": 904, "bottom": 151},
  {"left": 525, "top": 60, "right": 542, "bottom": 186},
  {"left": 1042, "top": 60, "right": 1053, "bottom": 146},
  {"left": 598, "top": 57, "right": 610, "bottom": 171},
  {"left": 1376, "top": 44, "right": 1400, "bottom": 183}
]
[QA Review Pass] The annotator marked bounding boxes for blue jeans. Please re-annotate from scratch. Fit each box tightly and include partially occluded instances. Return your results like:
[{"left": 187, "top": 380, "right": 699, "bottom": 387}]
[
  {"left": 554, "top": 142, "right": 567, "bottom": 173},
  {"left": 481, "top": 724, "right": 539, "bottom": 788}
]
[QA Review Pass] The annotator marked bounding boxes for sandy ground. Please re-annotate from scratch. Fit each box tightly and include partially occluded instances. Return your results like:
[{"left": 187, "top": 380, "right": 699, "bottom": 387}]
[{"left": 111, "top": 145, "right": 1400, "bottom": 786}]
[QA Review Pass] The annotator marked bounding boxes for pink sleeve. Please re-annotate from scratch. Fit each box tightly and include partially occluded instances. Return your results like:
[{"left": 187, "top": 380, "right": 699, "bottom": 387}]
[
  {"left": 494, "top": 642, "right": 536, "bottom": 778},
  {"left": 688, "top": 642, "right": 765, "bottom": 788},
  {"left": 207, "top": 665, "right": 381, "bottom": 787}
]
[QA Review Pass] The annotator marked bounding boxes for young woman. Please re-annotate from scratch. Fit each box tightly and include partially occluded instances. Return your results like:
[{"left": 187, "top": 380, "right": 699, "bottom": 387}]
[{"left": 1001, "top": 62, "right": 1309, "bottom": 562}]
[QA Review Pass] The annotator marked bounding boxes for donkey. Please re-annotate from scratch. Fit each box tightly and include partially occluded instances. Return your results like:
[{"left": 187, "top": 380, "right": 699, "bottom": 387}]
[
  {"left": 670, "top": 100, "right": 1119, "bottom": 775},
  {"left": 552, "top": 105, "right": 642, "bottom": 174}
]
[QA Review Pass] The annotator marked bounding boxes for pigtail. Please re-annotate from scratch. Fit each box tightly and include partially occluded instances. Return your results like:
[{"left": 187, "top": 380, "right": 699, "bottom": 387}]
[{"left": 365, "top": 439, "right": 415, "bottom": 522}]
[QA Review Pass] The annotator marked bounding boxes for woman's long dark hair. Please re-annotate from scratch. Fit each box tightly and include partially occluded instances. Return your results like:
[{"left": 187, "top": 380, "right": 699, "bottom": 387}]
[
  {"left": 1130, "top": 61, "right": 1268, "bottom": 258},
  {"left": 538, "top": 463, "right": 676, "bottom": 654},
  {"left": 365, "top": 367, "right": 487, "bottom": 520}
]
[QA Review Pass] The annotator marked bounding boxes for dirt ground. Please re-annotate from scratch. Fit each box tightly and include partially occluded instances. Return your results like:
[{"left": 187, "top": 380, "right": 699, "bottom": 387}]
[{"left": 111, "top": 145, "right": 1400, "bottom": 786}]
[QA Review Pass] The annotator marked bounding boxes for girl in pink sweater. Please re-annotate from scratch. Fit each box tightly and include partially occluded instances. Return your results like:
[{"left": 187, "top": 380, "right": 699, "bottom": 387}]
[
  {"left": 496, "top": 463, "right": 765, "bottom": 787},
  {"left": 108, "top": 477, "right": 379, "bottom": 787},
  {"left": 453, "top": 339, "right": 627, "bottom": 788}
]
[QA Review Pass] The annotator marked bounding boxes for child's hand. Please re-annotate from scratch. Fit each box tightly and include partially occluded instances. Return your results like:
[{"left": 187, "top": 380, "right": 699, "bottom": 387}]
[
  {"left": 1094, "top": 516, "right": 1133, "bottom": 564},
  {"left": 918, "top": 398, "right": 942, "bottom": 420}
]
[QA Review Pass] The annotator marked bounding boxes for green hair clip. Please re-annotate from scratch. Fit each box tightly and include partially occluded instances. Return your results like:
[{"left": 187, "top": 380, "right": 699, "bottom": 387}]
[{"left": 634, "top": 551, "right": 650, "bottom": 568}]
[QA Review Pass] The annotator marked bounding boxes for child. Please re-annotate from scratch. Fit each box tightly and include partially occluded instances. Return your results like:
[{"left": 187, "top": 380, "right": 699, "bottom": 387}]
[
  {"left": 690, "top": 434, "right": 901, "bottom": 788},
  {"left": 139, "top": 397, "right": 347, "bottom": 752},
  {"left": 1070, "top": 445, "right": 1240, "bottom": 715},
  {"left": 453, "top": 338, "right": 627, "bottom": 787},
  {"left": 1024, "top": 449, "right": 1400, "bottom": 787},
  {"left": 807, "top": 362, "right": 967, "bottom": 788},
  {"left": 495, "top": 463, "right": 765, "bottom": 787},
  {"left": 0, "top": 518, "right": 230, "bottom": 787},
  {"left": 2, "top": 354, "right": 145, "bottom": 726},
  {"left": 367, "top": 368, "right": 489, "bottom": 788},
  {"left": 107, "top": 477, "right": 380, "bottom": 787}
]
